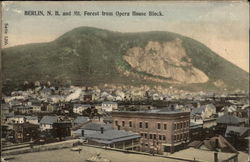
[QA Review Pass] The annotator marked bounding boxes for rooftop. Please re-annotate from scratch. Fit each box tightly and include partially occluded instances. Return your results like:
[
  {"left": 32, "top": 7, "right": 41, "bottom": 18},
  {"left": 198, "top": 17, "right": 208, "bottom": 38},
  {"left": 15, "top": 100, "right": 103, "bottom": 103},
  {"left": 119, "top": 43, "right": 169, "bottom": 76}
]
[
  {"left": 112, "top": 108, "right": 188, "bottom": 115},
  {"left": 80, "top": 122, "right": 112, "bottom": 131},
  {"left": 73, "top": 116, "right": 89, "bottom": 124},
  {"left": 168, "top": 147, "right": 238, "bottom": 162},
  {"left": 85, "top": 129, "right": 140, "bottom": 144},
  {"left": 39, "top": 116, "right": 59, "bottom": 124},
  {"left": 217, "top": 114, "right": 245, "bottom": 125}
]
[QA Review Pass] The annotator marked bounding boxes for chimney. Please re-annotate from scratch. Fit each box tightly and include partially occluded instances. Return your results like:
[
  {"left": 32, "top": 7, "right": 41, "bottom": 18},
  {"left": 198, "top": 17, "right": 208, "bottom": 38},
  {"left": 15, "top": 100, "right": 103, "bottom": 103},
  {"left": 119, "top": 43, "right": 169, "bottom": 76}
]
[
  {"left": 100, "top": 127, "right": 104, "bottom": 134},
  {"left": 214, "top": 152, "right": 218, "bottom": 162},
  {"left": 81, "top": 130, "right": 85, "bottom": 137},
  {"left": 215, "top": 138, "right": 219, "bottom": 149}
]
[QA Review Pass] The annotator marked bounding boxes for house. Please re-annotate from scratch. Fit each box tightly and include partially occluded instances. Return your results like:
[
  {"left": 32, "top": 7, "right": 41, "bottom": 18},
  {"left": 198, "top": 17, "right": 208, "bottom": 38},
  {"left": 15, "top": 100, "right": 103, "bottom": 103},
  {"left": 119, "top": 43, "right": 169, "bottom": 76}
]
[
  {"left": 217, "top": 114, "right": 246, "bottom": 126},
  {"left": 47, "top": 104, "right": 56, "bottom": 112},
  {"left": 225, "top": 126, "right": 250, "bottom": 151},
  {"left": 73, "top": 104, "right": 91, "bottom": 114},
  {"left": 12, "top": 105, "right": 33, "bottom": 114},
  {"left": 217, "top": 114, "right": 246, "bottom": 135},
  {"left": 25, "top": 116, "right": 39, "bottom": 125},
  {"left": 191, "top": 104, "right": 216, "bottom": 120},
  {"left": 40, "top": 116, "right": 59, "bottom": 131},
  {"left": 31, "top": 101, "right": 42, "bottom": 112},
  {"left": 7, "top": 115, "right": 25, "bottom": 124},
  {"left": 101, "top": 102, "right": 118, "bottom": 112}
]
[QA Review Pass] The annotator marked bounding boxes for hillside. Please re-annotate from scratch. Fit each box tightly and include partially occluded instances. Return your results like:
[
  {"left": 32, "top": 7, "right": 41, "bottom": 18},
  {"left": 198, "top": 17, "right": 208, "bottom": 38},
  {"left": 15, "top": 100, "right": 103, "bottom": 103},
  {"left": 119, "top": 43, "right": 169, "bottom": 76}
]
[{"left": 2, "top": 26, "right": 249, "bottom": 92}]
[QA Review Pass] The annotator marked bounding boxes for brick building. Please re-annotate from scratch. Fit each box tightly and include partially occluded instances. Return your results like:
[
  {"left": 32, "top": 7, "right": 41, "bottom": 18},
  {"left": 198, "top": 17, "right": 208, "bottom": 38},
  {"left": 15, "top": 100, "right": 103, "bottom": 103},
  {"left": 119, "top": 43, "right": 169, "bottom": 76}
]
[
  {"left": 111, "top": 109, "right": 190, "bottom": 154},
  {"left": 13, "top": 122, "right": 40, "bottom": 143}
]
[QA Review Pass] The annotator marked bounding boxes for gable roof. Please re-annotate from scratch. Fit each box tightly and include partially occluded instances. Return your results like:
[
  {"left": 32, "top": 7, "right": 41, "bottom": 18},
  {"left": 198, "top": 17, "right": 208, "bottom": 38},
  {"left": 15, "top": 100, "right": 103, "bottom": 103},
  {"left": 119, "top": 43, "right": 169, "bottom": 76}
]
[
  {"left": 188, "top": 135, "right": 238, "bottom": 153},
  {"left": 191, "top": 104, "right": 216, "bottom": 115},
  {"left": 25, "top": 116, "right": 38, "bottom": 120},
  {"left": 40, "top": 116, "right": 58, "bottom": 124},
  {"left": 225, "top": 126, "right": 250, "bottom": 137},
  {"left": 74, "top": 116, "right": 89, "bottom": 124},
  {"left": 73, "top": 104, "right": 91, "bottom": 108},
  {"left": 217, "top": 114, "right": 244, "bottom": 125}
]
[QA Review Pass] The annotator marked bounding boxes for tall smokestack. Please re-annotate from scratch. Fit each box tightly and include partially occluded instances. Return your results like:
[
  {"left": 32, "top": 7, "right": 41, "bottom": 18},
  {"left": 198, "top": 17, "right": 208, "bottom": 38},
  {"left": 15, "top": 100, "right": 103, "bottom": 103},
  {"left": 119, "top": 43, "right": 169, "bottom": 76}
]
[
  {"left": 214, "top": 152, "right": 218, "bottom": 162},
  {"left": 100, "top": 127, "right": 104, "bottom": 134},
  {"left": 81, "top": 130, "right": 85, "bottom": 137}
]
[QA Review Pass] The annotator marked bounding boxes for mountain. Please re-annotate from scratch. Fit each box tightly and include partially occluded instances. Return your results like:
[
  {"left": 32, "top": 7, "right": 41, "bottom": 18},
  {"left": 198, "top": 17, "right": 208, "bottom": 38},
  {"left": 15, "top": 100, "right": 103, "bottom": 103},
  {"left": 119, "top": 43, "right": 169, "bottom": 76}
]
[{"left": 2, "top": 26, "right": 249, "bottom": 92}]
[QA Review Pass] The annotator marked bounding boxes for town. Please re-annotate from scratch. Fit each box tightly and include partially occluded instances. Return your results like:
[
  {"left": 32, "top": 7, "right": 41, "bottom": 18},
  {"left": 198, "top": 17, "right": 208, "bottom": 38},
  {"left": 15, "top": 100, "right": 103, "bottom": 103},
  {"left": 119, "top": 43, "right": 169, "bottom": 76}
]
[{"left": 1, "top": 81, "right": 249, "bottom": 162}]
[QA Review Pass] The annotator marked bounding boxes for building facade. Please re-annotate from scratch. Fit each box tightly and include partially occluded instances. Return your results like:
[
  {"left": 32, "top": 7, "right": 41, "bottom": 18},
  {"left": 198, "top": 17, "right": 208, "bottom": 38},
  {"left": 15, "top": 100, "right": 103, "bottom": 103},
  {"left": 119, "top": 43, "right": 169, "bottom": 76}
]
[{"left": 111, "top": 110, "right": 190, "bottom": 154}]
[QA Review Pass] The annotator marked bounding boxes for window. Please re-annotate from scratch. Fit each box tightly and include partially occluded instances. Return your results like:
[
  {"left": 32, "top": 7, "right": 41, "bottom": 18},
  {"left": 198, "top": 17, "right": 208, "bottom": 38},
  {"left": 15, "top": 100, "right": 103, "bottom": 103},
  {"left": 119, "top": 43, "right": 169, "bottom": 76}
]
[
  {"left": 140, "top": 133, "right": 144, "bottom": 137},
  {"left": 115, "top": 120, "right": 118, "bottom": 126},
  {"left": 159, "top": 135, "right": 162, "bottom": 140},
  {"left": 180, "top": 134, "right": 182, "bottom": 140},
  {"left": 122, "top": 121, "right": 125, "bottom": 127},
  {"left": 145, "top": 122, "right": 148, "bottom": 128},
  {"left": 174, "top": 124, "right": 177, "bottom": 130},
  {"left": 139, "top": 122, "right": 142, "bottom": 128},
  {"left": 180, "top": 123, "right": 183, "bottom": 129},
  {"left": 150, "top": 134, "right": 153, "bottom": 139},
  {"left": 145, "top": 133, "right": 148, "bottom": 138},
  {"left": 154, "top": 134, "right": 156, "bottom": 139},
  {"left": 164, "top": 124, "right": 167, "bottom": 130},
  {"left": 162, "top": 135, "right": 166, "bottom": 141},
  {"left": 174, "top": 135, "right": 176, "bottom": 140},
  {"left": 183, "top": 122, "right": 186, "bottom": 128},
  {"left": 157, "top": 123, "right": 161, "bottom": 129},
  {"left": 129, "top": 121, "right": 132, "bottom": 127}
]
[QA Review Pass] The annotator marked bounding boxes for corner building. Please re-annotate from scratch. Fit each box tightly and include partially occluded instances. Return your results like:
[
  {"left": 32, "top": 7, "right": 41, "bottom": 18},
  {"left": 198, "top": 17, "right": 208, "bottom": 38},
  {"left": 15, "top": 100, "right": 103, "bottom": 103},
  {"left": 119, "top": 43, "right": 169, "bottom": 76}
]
[{"left": 111, "top": 109, "right": 190, "bottom": 154}]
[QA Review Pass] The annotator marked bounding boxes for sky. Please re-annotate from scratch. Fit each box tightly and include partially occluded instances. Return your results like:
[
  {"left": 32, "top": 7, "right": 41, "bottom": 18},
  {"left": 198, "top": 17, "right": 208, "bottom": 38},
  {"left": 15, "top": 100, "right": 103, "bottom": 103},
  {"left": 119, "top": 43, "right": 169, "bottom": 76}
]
[{"left": 2, "top": 1, "right": 249, "bottom": 72}]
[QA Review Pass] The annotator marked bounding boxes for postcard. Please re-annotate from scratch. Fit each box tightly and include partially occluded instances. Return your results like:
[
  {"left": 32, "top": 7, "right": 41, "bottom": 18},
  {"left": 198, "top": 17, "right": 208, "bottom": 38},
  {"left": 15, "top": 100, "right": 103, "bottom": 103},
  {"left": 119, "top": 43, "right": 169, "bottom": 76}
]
[{"left": 1, "top": 1, "right": 249, "bottom": 162}]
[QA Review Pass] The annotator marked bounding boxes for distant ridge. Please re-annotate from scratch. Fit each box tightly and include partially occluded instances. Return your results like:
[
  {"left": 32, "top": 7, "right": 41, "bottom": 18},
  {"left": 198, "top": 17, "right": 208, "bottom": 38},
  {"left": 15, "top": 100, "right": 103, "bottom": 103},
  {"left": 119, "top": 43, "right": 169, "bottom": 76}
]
[{"left": 2, "top": 26, "right": 249, "bottom": 92}]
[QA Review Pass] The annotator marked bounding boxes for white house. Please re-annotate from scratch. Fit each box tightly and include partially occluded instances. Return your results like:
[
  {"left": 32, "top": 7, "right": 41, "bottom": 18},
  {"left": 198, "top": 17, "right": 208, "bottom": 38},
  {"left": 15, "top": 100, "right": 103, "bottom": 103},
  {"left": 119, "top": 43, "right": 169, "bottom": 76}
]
[
  {"left": 7, "top": 115, "right": 25, "bottom": 124},
  {"left": 25, "top": 116, "right": 39, "bottom": 125},
  {"left": 39, "top": 116, "right": 59, "bottom": 130},
  {"left": 191, "top": 104, "right": 216, "bottom": 120},
  {"left": 73, "top": 104, "right": 91, "bottom": 115},
  {"left": 101, "top": 102, "right": 118, "bottom": 112}
]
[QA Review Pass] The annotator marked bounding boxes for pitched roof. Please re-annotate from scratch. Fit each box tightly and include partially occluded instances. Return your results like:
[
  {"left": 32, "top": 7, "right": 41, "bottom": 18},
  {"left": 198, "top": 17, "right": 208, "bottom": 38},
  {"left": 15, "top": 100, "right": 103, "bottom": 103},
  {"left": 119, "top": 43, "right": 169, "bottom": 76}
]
[
  {"left": 85, "top": 130, "right": 140, "bottom": 144},
  {"left": 202, "top": 135, "right": 238, "bottom": 153},
  {"left": 191, "top": 104, "right": 216, "bottom": 115},
  {"left": 40, "top": 116, "right": 58, "bottom": 124},
  {"left": 74, "top": 116, "right": 89, "bottom": 124},
  {"left": 217, "top": 114, "right": 244, "bottom": 125},
  {"left": 225, "top": 126, "right": 250, "bottom": 137},
  {"left": 81, "top": 123, "right": 112, "bottom": 131},
  {"left": 187, "top": 140, "right": 203, "bottom": 148},
  {"left": 102, "top": 101, "right": 117, "bottom": 105},
  {"left": 73, "top": 104, "right": 91, "bottom": 108},
  {"left": 25, "top": 116, "right": 38, "bottom": 120}
]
